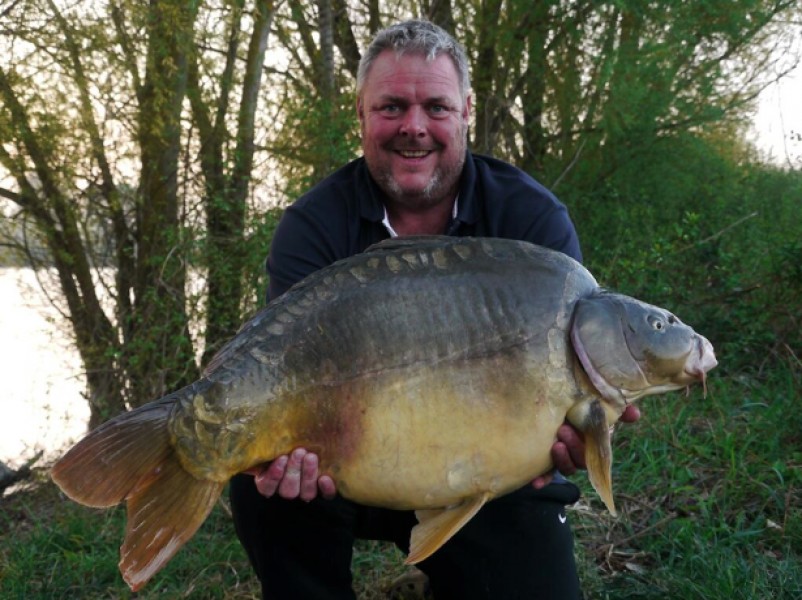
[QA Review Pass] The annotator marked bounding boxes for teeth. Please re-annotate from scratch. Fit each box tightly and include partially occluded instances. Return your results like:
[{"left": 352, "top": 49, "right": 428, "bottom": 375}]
[{"left": 399, "top": 150, "right": 428, "bottom": 158}]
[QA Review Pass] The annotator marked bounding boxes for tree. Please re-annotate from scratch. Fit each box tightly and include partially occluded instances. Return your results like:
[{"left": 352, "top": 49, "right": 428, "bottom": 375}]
[
  {"left": 188, "top": 0, "right": 278, "bottom": 364},
  {"left": 0, "top": 0, "right": 278, "bottom": 424},
  {"left": 1, "top": 0, "right": 797, "bottom": 429},
  {"left": 266, "top": 0, "right": 361, "bottom": 194},
  {"left": 0, "top": 0, "right": 152, "bottom": 425},
  {"left": 129, "top": 0, "right": 200, "bottom": 404},
  {"left": 453, "top": 0, "right": 797, "bottom": 187}
]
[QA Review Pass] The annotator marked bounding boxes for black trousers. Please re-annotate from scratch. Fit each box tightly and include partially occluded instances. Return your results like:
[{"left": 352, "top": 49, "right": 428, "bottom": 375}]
[{"left": 230, "top": 474, "right": 583, "bottom": 600}]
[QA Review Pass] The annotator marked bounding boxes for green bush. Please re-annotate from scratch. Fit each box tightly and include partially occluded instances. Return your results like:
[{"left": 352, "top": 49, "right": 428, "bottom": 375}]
[{"left": 565, "top": 134, "right": 801, "bottom": 375}]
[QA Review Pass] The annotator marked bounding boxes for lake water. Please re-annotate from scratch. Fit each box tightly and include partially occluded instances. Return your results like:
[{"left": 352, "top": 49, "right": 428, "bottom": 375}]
[{"left": 0, "top": 268, "right": 89, "bottom": 469}]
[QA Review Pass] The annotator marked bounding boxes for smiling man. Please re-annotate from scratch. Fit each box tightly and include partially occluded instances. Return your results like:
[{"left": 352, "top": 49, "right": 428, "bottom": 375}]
[
  {"left": 229, "top": 20, "right": 639, "bottom": 600},
  {"left": 358, "top": 49, "right": 470, "bottom": 233}
]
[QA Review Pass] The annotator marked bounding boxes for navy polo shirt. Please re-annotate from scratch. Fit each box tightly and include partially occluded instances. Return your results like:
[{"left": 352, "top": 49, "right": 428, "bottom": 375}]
[{"left": 266, "top": 152, "right": 582, "bottom": 300}]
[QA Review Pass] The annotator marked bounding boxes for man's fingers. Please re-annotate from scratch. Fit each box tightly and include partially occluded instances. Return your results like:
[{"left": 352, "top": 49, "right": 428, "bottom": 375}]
[
  {"left": 277, "top": 448, "right": 305, "bottom": 499},
  {"left": 543, "top": 410, "right": 641, "bottom": 485},
  {"left": 620, "top": 404, "right": 641, "bottom": 423},
  {"left": 318, "top": 475, "right": 337, "bottom": 499},
  {"left": 254, "top": 455, "right": 288, "bottom": 497},
  {"left": 251, "top": 448, "right": 335, "bottom": 501},
  {"left": 299, "top": 452, "right": 320, "bottom": 501},
  {"left": 555, "top": 424, "right": 586, "bottom": 471},
  {"left": 551, "top": 441, "right": 579, "bottom": 476},
  {"left": 532, "top": 472, "right": 554, "bottom": 490}
]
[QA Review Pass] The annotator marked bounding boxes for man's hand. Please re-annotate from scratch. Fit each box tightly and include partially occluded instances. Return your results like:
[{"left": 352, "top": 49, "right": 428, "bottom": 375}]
[
  {"left": 245, "top": 448, "right": 336, "bottom": 501},
  {"left": 532, "top": 404, "right": 641, "bottom": 489}
]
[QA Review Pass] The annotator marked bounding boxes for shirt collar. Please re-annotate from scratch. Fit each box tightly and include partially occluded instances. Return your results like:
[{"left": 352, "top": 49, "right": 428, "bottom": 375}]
[
  {"left": 381, "top": 198, "right": 459, "bottom": 238},
  {"left": 453, "top": 150, "right": 478, "bottom": 226},
  {"left": 357, "top": 160, "right": 388, "bottom": 223}
]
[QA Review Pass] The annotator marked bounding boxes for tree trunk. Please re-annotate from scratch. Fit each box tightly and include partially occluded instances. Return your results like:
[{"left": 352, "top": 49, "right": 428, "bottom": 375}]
[
  {"left": 197, "top": 0, "right": 276, "bottom": 365},
  {"left": 472, "top": 0, "right": 503, "bottom": 154},
  {"left": 426, "top": 0, "right": 455, "bottom": 33},
  {"left": 130, "top": 0, "right": 199, "bottom": 404},
  {"left": 520, "top": 5, "right": 550, "bottom": 177}
]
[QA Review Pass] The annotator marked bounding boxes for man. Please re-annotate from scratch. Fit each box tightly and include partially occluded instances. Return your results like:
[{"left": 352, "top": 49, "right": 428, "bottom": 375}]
[{"left": 230, "top": 19, "right": 639, "bottom": 600}]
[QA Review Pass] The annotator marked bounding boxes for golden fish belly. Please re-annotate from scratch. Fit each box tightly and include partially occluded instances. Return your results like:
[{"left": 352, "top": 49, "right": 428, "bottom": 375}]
[{"left": 311, "top": 349, "right": 574, "bottom": 509}]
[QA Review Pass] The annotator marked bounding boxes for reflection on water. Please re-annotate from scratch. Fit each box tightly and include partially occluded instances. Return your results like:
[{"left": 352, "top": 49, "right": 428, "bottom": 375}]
[{"left": 0, "top": 268, "right": 89, "bottom": 469}]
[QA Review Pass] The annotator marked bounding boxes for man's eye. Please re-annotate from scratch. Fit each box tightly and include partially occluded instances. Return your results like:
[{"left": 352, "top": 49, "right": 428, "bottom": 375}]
[
  {"left": 381, "top": 104, "right": 401, "bottom": 114},
  {"left": 429, "top": 105, "right": 447, "bottom": 115}
]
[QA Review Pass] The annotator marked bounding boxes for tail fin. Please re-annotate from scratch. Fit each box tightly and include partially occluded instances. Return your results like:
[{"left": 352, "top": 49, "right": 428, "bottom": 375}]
[
  {"left": 51, "top": 399, "right": 174, "bottom": 507},
  {"left": 120, "top": 456, "right": 224, "bottom": 591},
  {"left": 51, "top": 397, "right": 225, "bottom": 591}
]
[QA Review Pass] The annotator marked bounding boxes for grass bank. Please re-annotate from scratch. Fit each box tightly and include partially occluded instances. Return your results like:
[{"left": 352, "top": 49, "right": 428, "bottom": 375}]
[
  {"left": 1, "top": 362, "right": 800, "bottom": 599},
  {"left": 573, "top": 358, "right": 802, "bottom": 599}
]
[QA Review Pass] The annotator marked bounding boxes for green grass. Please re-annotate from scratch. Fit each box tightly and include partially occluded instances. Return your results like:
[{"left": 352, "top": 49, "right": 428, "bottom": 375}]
[
  {"left": 573, "top": 360, "right": 802, "bottom": 599},
  {"left": 1, "top": 362, "right": 800, "bottom": 599},
  {"left": 0, "top": 486, "right": 261, "bottom": 599}
]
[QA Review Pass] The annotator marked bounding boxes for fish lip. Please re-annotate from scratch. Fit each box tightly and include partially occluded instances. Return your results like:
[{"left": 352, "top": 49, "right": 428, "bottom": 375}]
[
  {"left": 686, "top": 336, "right": 718, "bottom": 376},
  {"left": 682, "top": 335, "right": 718, "bottom": 396}
]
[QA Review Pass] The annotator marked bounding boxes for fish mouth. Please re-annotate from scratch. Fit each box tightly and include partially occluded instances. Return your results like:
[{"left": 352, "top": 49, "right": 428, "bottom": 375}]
[{"left": 682, "top": 335, "right": 718, "bottom": 396}]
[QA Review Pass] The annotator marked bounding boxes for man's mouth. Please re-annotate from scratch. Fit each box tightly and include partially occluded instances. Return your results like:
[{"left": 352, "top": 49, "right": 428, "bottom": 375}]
[{"left": 397, "top": 150, "right": 430, "bottom": 158}]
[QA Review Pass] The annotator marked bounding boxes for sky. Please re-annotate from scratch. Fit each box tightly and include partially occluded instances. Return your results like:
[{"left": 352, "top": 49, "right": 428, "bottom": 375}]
[{"left": 751, "top": 45, "right": 802, "bottom": 167}]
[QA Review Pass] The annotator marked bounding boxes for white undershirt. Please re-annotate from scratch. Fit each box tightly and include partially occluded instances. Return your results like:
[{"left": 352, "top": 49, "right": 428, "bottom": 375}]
[{"left": 381, "top": 197, "right": 459, "bottom": 238}]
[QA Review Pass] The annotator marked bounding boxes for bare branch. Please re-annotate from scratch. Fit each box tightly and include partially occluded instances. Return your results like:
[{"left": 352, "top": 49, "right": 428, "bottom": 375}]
[{"left": 0, "top": 186, "right": 21, "bottom": 203}]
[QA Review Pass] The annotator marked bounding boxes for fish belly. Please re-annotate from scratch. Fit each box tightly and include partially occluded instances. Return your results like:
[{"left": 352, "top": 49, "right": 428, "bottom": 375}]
[{"left": 320, "top": 349, "right": 571, "bottom": 509}]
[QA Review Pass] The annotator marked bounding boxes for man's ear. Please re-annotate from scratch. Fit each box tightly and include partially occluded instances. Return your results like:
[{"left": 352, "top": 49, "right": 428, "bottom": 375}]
[
  {"left": 463, "top": 94, "right": 472, "bottom": 122},
  {"left": 356, "top": 97, "right": 364, "bottom": 121}
]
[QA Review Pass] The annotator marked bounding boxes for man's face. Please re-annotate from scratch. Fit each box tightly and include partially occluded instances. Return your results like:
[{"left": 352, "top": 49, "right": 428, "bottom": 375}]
[{"left": 357, "top": 50, "right": 471, "bottom": 209}]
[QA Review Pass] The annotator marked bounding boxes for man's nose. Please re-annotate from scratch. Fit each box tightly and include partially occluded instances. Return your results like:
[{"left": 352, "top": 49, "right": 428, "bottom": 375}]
[{"left": 399, "top": 106, "right": 426, "bottom": 137}]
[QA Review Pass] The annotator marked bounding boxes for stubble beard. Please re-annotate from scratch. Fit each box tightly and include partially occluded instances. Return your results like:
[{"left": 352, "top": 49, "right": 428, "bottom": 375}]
[
  {"left": 380, "top": 168, "right": 444, "bottom": 209},
  {"left": 368, "top": 131, "right": 468, "bottom": 211}
]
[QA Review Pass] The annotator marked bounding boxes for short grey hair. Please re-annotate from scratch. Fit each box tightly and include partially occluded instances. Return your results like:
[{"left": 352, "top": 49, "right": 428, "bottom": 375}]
[{"left": 356, "top": 20, "right": 471, "bottom": 101}]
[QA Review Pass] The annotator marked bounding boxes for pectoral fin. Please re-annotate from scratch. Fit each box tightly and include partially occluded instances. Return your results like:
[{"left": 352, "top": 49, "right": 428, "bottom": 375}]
[
  {"left": 583, "top": 399, "right": 617, "bottom": 516},
  {"left": 406, "top": 493, "right": 491, "bottom": 564}
]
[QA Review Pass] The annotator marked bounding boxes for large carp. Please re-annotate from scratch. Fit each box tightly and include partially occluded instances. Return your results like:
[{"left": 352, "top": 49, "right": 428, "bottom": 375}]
[{"left": 52, "top": 236, "right": 717, "bottom": 591}]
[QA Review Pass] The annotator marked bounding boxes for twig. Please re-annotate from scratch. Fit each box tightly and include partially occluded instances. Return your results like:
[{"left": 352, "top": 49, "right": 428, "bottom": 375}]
[
  {"left": 0, "top": 450, "right": 44, "bottom": 494},
  {"left": 550, "top": 138, "right": 587, "bottom": 191},
  {"left": 605, "top": 511, "right": 678, "bottom": 549},
  {"left": 784, "top": 343, "right": 801, "bottom": 370},
  {"left": 677, "top": 211, "right": 759, "bottom": 253}
]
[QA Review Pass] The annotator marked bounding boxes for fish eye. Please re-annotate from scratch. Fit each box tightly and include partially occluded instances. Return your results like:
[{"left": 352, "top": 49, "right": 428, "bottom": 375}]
[{"left": 648, "top": 315, "right": 666, "bottom": 331}]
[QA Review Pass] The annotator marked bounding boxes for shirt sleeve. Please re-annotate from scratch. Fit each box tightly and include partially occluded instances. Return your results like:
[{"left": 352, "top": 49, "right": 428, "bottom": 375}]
[
  {"left": 266, "top": 202, "right": 342, "bottom": 301},
  {"left": 469, "top": 155, "right": 583, "bottom": 264},
  {"left": 518, "top": 203, "right": 583, "bottom": 264}
]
